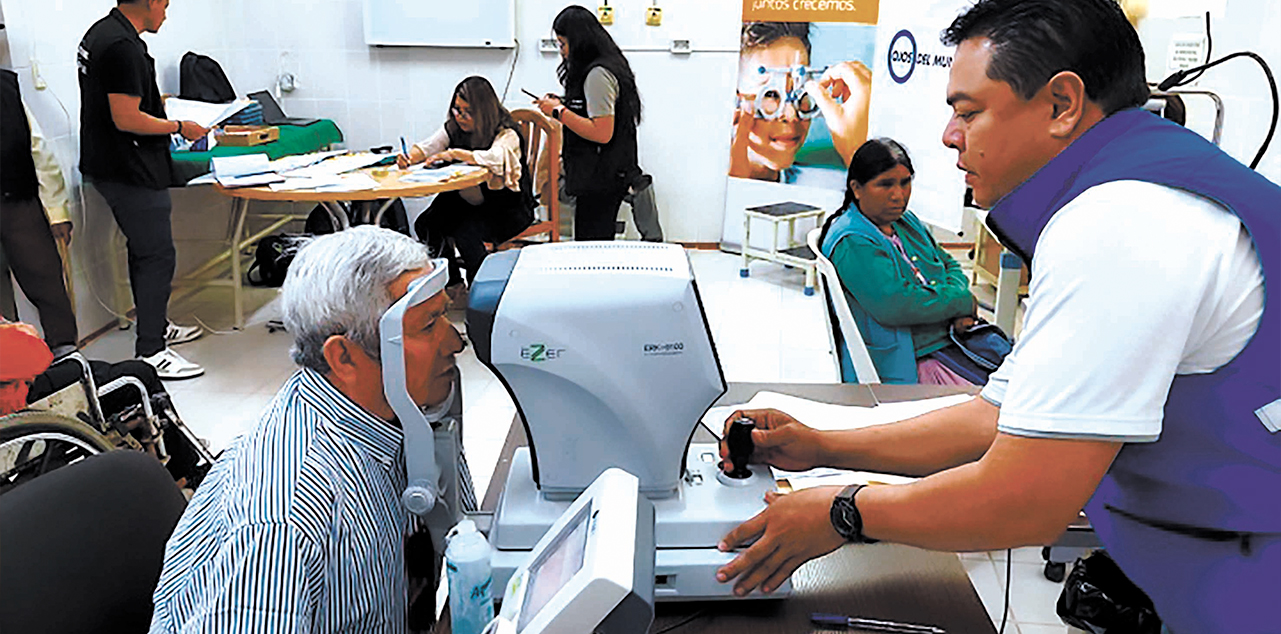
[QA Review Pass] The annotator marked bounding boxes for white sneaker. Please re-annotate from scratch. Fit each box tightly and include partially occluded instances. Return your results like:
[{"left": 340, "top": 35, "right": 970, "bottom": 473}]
[
  {"left": 140, "top": 348, "right": 205, "bottom": 380},
  {"left": 165, "top": 322, "right": 204, "bottom": 346}
]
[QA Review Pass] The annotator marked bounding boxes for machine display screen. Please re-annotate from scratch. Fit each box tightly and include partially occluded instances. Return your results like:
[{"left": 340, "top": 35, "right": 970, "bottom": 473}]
[{"left": 518, "top": 506, "right": 592, "bottom": 632}]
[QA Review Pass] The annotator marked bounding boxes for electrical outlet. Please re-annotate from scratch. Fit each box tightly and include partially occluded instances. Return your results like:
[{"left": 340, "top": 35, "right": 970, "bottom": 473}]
[
  {"left": 539, "top": 38, "right": 560, "bottom": 53},
  {"left": 669, "top": 39, "right": 691, "bottom": 54},
  {"left": 597, "top": 4, "right": 614, "bottom": 25},
  {"left": 646, "top": 6, "right": 663, "bottom": 26}
]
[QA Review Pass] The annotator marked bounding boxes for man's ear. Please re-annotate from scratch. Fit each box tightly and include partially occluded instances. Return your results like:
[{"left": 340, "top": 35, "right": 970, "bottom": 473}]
[
  {"left": 322, "top": 335, "right": 364, "bottom": 385},
  {"left": 1043, "top": 71, "right": 1088, "bottom": 138}
]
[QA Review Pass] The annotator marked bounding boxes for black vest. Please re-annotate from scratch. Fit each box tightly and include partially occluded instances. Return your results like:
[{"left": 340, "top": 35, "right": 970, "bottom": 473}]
[
  {"left": 562, "top": 63, "right": 638, "bottom": 197},
  {"left": 1, "top": 70, "right": 40, "bottom": 202}
]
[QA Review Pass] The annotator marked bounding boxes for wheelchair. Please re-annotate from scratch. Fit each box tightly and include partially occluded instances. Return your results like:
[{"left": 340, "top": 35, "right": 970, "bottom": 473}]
[{"left": 0, "top": 352, "right": 215, "bottom": 497}]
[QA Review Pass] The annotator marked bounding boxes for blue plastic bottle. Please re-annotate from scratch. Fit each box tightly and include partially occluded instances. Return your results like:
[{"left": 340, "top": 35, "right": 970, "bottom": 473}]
[{"left": 446, "top": 519, "right": 495, "bottom": 634}]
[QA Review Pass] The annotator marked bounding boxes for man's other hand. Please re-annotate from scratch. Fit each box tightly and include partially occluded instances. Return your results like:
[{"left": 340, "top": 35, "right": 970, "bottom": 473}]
[
  {"left": 716, "top": 486, "right": 846, "bottom": 595},
  {"left": 50, "top": 221, "right": 73, "bottom": 246},
  {"left": 179, "top": 121, "right": 210, "bottom": 141}
]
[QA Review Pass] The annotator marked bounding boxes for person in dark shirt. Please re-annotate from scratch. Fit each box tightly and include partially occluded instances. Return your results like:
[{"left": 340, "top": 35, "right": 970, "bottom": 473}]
[
  {"left": 1, "top": 54, "right": 79, "bottom": 356},
  {"left": 78, "top": 0, "right": 209, "bottom": 379}
]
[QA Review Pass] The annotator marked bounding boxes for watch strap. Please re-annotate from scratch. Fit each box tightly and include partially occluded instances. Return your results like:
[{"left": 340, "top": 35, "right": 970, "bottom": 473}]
[{"left": 830, "top": 484, "right": 878, "bottom": 543}]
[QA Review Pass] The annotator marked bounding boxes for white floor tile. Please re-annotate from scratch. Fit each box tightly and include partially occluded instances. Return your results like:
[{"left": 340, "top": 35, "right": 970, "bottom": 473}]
[
  {"left": 963, "top": 554, "right": 1016, "bottom": 628},
  {"left": 1007, "top": 561, "right": 1071, "bottom": 625}
]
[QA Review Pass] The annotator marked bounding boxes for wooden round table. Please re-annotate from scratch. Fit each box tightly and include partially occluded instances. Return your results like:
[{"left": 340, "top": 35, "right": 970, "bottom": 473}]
[{"left": 210, "top": 167, "right": 489, "bottom": 327}]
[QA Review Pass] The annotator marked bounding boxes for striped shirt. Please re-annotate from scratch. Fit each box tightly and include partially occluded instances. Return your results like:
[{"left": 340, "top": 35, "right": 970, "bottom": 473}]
[{"left": 150, "top": 369, "right": 415, "bottom": 633}]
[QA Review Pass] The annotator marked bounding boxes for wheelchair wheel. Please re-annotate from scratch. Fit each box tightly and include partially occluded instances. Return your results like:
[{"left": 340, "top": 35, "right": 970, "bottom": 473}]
[{"left": 0, "top": 412, "right": 115, "bottom": 496}]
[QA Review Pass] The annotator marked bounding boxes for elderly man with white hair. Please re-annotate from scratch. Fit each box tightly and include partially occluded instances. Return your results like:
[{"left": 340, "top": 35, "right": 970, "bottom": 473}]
[{"left": 150, "top": 226, "right": 469, "bottom": 633}]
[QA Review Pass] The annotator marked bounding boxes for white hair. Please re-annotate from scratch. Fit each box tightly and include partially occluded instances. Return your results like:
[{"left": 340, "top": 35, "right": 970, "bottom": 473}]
[{"left": 281, "top": 226, "right": 432, "bottom": 373}]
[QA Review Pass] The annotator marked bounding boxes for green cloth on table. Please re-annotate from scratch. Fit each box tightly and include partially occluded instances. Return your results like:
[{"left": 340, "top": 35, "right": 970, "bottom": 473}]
[{"left": 170, "top": 119, "right": 343, "bottom": 184}]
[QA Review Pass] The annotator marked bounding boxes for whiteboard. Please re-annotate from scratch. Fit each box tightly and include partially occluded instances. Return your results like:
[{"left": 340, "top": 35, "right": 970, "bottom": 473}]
[{"left": 364, "top": 0, "right": 516, "bottom": 48}]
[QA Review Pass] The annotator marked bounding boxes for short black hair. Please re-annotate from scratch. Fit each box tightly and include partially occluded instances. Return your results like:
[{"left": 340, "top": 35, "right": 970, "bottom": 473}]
[
  {"left": 741, "top": 22, "right": 812, "bottom": 57},
  {"left": 941, "top": 0, "right": 1149, "bottom": 114},
  {"left": 842, "top": 138, "right": 914, "bottom": 211}
]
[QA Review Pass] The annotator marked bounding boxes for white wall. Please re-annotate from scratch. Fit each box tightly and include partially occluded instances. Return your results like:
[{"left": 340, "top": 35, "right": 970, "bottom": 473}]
[
  {"left": 3, "top": 0, "right": 237, "bottom": 338},
  {"left": 3, "top": 0, "right": 744, "bottom": 339},
  {"left": 1135, "top": 0, "right": 1281, "bottom": 185}
]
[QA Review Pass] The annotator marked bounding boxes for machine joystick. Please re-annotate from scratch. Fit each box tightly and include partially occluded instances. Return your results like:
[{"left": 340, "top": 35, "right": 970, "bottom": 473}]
[{"left": 725, "top": 417, "right": 755, "bottom": 479}]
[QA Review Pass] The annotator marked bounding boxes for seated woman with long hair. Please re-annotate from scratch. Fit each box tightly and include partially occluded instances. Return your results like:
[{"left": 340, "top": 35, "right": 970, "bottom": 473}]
[
  {"left": 398, "top": 76, "right": 535, "bottom": 289},
  {"left": 819, "top": 138, "right": 981, "bottom": 385}
]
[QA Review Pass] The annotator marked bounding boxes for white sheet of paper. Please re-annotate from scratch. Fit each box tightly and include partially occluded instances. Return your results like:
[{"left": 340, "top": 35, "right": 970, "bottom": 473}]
[
  {"left": 268, "top": 175, "right": 347, "bottom": 191},
  {"left": 267, "top": 150, "right": 347, "bottom": 173},
  {"left": 216, "top": 172, "right": 285, "bottom": 188},
  {"left": 710, "top": 391, "right": 975, "bottom": 490},
  {"left": 399, "top": 164, "right": 485, "bottom": 183},
  {"left": 280, "top": 153, "right": 386, "bottom": 179},
  {"left": 165, "top": 97, "right": 254, "bottom": 128},
  {"left": 312, "top": 173, "right": 380, "bottom": 192},
  {"left": 211, "top": 153, "right": 272, "bottom": 179}
]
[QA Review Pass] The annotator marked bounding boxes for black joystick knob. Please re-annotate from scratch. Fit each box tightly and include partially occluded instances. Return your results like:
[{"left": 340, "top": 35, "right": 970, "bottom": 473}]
[{"left": 725, "top": 417, "right": 755, "bottom": 479}]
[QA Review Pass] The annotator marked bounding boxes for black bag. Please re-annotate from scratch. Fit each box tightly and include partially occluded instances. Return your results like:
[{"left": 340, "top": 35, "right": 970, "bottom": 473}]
[
  {"left": 949, "top": 319, "right": 1013, "bottom": 371},
  {"left": 1057, "top": 551, "right": 1162, "bottom": 633},
  {"left": 179, "top": 52, "right": 235, "bottom": 103},
  {"left": 246, "top": 234, "right": 304, "bottom": 287}
]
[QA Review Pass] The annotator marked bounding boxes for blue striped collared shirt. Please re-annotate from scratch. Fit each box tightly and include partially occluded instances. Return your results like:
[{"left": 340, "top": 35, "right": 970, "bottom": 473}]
[{"left": 150, "top": 368, "right": 415, "bottom": 633}]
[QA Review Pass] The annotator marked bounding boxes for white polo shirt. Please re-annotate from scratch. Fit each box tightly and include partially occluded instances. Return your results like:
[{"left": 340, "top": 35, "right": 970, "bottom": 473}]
[{"left": 981, "top": 180, "right": 1265, "bottom": 442}]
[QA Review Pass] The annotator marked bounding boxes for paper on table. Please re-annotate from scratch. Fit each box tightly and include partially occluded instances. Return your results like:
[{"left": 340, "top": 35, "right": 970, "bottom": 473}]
[
  {"left": 165, "top": 97, "right": 254, "bottom": 128},
  {"left": 707, "top": 391, "right": 975, "bottom": 491},
  {"left": 267, "top": 150, "right": 347, "bottom": 173},
  {"left": 212, "top": 153, "right": 272, "bottom": 179},
  {"left": 280, "top": 153, "right": 386, "bottom": 179},
  {"left": 739, "top": 391, "right": 973, "bottom": 433},
  {"left": 399, "top": 164, "right": 485, "bottom": 183},
  {"left": 268, "top": 175, "right": 347, "bottom": 191},
  {"left": 312, "top": 173, "right": 380, "bottom": 192},
  {"left": 217, "top": 172, "right": 285, "bottom": 188}
]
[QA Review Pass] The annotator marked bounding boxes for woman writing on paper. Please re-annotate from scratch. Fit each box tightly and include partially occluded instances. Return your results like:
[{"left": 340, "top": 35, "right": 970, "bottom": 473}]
[
  {"left": 533, "top": 5, "right": 642, "bottom": 241},
  {"left": 397, "top": 76, "right": 535, "bottom": 290},
  {"left": 819, "top": 138, "right": 982, "bottom": 386}
]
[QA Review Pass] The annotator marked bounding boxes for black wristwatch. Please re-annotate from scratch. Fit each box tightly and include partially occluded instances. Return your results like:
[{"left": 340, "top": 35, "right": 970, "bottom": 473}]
[
  {"left": 830, "top": 484, "right": 878, "bottom": 543},
  {"left": 552, "top": 105, "right": 564, "bottom": 121}
]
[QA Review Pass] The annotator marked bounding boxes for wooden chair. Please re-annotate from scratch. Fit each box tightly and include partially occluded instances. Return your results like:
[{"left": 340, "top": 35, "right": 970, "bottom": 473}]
[{"left": 495, "top": 108, "right": 562, "bottom": 249}]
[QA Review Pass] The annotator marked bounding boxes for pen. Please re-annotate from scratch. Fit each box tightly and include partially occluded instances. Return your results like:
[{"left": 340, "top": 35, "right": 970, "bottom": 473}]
[
  {"left": 811, "top": 613, "right": 945, "bottom": 634},
  {"left": 520, "top": 88, "right": 539, "bottom": 100},
  {"left": 399, "top": 136, "right": 409, "bottom": 159}
]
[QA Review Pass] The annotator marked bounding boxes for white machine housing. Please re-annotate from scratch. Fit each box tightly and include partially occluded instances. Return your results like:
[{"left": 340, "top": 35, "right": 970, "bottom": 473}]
[
  {"left": 483, "top": 468, "right": 655, "bottom": 634},
  {"left": 468, "top": 243, "right": 787, "bottom": 601}
]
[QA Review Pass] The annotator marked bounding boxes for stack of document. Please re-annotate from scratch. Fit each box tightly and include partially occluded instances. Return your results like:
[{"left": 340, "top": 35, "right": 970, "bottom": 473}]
[
  {"left": 279, "top": 153, "right": 388, "bottom": 180},
  {"left": 211, "top": 154, "right": 284, "bottom": 188},
  {"left": 268, "top": 173, "right": 380, "bottom": 193}
]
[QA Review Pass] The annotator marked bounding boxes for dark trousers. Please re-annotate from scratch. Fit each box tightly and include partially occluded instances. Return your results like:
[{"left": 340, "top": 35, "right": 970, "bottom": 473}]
[
  {"left": 574, "top": 189, "right": 626, "bottom": 241},
  {"left": 415, "top": 187, "right": 532, "bottom": 286},
  {"left": 93, "top": 181, "right": 174, "bottom": 358},
  {"left": 0, "top": 196, "right": 78, "bottom": 348}
]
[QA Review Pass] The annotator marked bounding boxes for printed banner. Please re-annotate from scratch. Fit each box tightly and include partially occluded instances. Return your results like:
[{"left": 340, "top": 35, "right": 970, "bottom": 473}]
[
  {"left": 866, "top": 0, "right": 972, "bottom": 233},
  {"left": 720, "top": 1, "right": 879, "bottom": 251}
]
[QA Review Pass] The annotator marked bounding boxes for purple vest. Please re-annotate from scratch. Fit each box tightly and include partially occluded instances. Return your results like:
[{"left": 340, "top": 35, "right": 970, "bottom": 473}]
[{"left": 987, "top": 109, "right": 1280, "bottom": 634}]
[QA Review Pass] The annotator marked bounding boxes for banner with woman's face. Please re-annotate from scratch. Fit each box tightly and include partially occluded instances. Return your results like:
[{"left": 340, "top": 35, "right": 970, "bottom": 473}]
[{"left": 721, "top": 0, "right": 880, "bottom": 251}]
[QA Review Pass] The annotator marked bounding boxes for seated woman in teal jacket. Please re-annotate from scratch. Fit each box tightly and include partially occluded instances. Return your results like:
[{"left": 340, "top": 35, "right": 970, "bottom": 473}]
[{"left": 819, "top": 138, "right": 977, "bottom": 385}]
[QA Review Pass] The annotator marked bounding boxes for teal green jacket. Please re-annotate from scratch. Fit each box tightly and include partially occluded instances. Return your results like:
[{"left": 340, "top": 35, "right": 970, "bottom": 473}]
[{"left": 820, "top": 207, "right": 973, "bottom": 383}]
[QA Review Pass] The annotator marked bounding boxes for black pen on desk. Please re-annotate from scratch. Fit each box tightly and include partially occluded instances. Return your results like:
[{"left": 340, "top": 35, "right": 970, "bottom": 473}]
[{"left": 811, "top": 613, "right": 945, "bottom": 634}]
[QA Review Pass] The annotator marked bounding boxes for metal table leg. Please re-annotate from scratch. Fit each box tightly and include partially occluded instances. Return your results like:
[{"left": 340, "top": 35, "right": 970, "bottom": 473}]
[
  {"left": 741, "top": 213, "right": 751, "bottom": 277},
  {"left": 229, "top": 197, "right": 250, "bottom": 330},
  {"left": 995, "top": 250, "right": 1022, "bottom": 337}
]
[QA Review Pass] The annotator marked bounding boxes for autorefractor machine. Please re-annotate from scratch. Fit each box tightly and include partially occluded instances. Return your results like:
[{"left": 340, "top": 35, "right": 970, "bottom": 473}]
[{"left": 466, "top": 242, "right": 786, "bottom": 602}]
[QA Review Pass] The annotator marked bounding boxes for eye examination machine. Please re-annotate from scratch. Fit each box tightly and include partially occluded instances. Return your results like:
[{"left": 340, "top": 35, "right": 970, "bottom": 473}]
[{"left": 466, "top": 242, "right": 788, "bottom": 602}]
